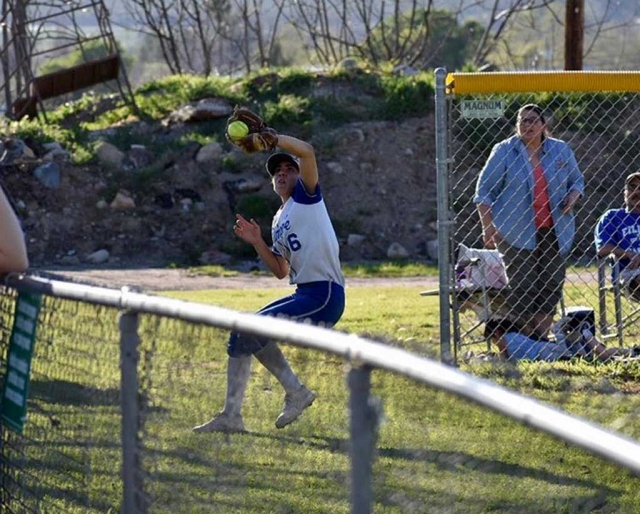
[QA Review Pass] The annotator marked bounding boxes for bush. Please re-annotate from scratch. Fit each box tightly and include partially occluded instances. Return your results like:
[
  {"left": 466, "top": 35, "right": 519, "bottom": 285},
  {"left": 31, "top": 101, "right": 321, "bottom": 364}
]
[
  {"left": 380, "top": 72, "right": 435, "bottom": 119},
  {"left": 262, "top": 95, "right": 312, "bottom": 129}
]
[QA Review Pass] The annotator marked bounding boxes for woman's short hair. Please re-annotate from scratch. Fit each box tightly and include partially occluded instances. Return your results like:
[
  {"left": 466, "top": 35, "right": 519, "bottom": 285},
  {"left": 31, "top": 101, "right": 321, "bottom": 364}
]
[
  {"left": 516, "top": 103, "right": 549, "bottom": 139},
  {"left": 517, "top": 103, "right": 546, "bottom": 124}
]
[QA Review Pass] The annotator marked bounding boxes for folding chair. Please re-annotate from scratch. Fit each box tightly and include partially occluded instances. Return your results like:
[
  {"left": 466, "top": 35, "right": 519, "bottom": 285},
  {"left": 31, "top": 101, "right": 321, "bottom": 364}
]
[
  {"left": 421, "top": 245, "right": 510, "bottom": 353},
  {"left": 597, "top": 255, "right": 640, "bottom": 346}
]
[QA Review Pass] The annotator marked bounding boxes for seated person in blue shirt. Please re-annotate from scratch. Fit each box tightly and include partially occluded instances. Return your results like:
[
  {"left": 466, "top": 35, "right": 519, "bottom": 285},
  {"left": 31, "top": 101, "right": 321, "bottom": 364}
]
[
  {"left": 595, "top": 172, "right": 640, "bottom": 301},
  {"left": 484, "top": 317, "right": 639, "bottom": 363}
]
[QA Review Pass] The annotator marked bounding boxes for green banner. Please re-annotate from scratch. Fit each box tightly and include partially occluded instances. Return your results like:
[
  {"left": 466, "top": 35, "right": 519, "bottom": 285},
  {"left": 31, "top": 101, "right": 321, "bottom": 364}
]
[{"left": 1, "top": 292, "right": 42, "bottom": 433}]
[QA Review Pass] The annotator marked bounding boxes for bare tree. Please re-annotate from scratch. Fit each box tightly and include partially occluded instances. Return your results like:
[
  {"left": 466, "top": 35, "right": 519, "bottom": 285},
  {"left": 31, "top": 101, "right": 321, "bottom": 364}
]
[
  {"left": 123, "top": 0, "right": 233, "bottom": 76},
  {"left": 286, "top": 0, "right": 504, "bottom": 69},
  {"left": 474, "top": 0, "right": 640, "bottom": 71},
  {"left": 471, "top": 0, "right": 556, "bottom": 68},
  {"left": 219, "top": 0, "right": 286, "bottom": 73}
]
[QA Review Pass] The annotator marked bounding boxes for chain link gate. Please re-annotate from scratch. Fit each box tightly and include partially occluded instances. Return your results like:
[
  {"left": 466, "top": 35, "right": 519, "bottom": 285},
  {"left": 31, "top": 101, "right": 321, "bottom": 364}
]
[{"left": 435, "top": 69, "right": 640, "bottom": 364}]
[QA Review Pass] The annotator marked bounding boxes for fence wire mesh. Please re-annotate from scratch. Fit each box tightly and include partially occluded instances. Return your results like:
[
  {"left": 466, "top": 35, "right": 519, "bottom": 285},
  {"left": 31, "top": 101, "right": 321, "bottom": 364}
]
[
  {"left": 447, "top": 87, "right": 640, "bottom": 367},
  {"left": 136, "top": 315, "right": 353, "bottom": 513},
  {"left": 1, "top": 279, "right": 640, "bottom": 513},
  {"left": 0, "top": 291, "right": 121, "bottom": 512},
  {"left": 436, "top": 75, "right": 640, "bottom": 507}
]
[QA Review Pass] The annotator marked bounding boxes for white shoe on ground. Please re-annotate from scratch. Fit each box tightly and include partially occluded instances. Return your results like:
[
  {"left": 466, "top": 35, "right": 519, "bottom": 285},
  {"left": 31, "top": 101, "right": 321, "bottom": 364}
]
[
  {"left": 193, "top": 412, "right": 245, "bottom": 433},
  {"left": 275, "top": 386, "right": 316, "bottom": 429}
]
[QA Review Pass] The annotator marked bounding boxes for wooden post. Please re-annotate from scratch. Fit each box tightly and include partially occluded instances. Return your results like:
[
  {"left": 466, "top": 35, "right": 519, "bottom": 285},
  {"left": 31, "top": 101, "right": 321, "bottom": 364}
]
[{"left": 565, "top": 0, "right": 584, "bottom": 70}]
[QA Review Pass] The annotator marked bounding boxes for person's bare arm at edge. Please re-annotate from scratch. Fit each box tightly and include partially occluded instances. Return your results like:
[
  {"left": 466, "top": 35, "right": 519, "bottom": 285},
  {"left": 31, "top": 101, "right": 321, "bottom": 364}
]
[
  {"left": 275, "top": 135, "right": 318, "bottom": 194},
  {"left": 0, "top": 185, "right": 28, "bottom": 273},
  {"left": 234, "top": 214, "right": 289, "bottom": 279},
  {"left": 477, "top": 203, "right": 502, "bottom": 249}
]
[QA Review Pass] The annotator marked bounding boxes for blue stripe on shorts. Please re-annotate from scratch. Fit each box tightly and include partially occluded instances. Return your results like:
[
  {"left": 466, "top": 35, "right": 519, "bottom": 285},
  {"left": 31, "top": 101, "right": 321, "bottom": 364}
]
[{"left": 227, "top": 281, "right": 345, "bottom": 357}]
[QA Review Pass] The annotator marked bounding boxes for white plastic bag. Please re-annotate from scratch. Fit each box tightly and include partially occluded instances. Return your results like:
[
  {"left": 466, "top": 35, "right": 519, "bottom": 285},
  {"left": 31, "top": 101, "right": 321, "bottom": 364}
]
[{"left": 455, "top": 244, "right": 509, "bottom": 290}]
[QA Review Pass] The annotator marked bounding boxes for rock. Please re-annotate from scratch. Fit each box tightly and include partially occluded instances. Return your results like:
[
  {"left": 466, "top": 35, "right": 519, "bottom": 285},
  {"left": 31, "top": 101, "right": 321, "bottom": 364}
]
[
  {"left": 87, "top": 127, "right": 118, "bottom": 141},
  {"left": 96, "top": 199, "right": 108, "bottom": 210},
  {"left": 175, "top": 188, "right": 202, "bottom": 202},
  {"left": 167, "top": 98, "right": 233, "bottom": 124},
  {"left": 110, "top": 190, "right": 136, "bottom": 210},
  {"left": 326, "top": 161, "right": 343, "bottom": 174},
  {"left": 392, "top": 64, "right": 418, "bottom": 76},
  {"left": 95, "top": 141, "right": 125, "bottom": 168},
  {"left": 223, "top": 178, "right": 263, "bottom": 194},
  {"left": 22, "top": 146, "right": 36, "bottom": 159},
  {"left": 196, "top": 142, "right": 224, "bottom": 164},
  {"left": 42, "top": 141, "right": 64, "bottom": 153},
  {"left": 347, "top": 234, "right": 366, "bottom": 246},
  {"left": 33, "top": 162, "right": 61, "bottom": 188},
  {"left": 426, "top": 239, "right": 439, "bottom": 261},
  {"left": 43, "top": 147, "right": 71, "bottom": 162},
  {"left": 123, "top": 145, "right": 155, "bottom": 170},
  {"left": 199, "top": 249, "right": 232, "bottom": 265},
  {"left": 0, "top": 138, "right": 29, "bottom": 163},
  {"left": 59, "top": 255, "right": 81, "bottom": 266},
  {"left": 235, "top": 260, "right": 265, "bottom": 273},
  {"left": 86, "top": 249, "right": 110, "bottom": 264},
  {"left": 346, "top": 129, "right": 365, "bottom": 143},
  {"left": 387, "top": 242, "right": 409, "bottom": 259}
]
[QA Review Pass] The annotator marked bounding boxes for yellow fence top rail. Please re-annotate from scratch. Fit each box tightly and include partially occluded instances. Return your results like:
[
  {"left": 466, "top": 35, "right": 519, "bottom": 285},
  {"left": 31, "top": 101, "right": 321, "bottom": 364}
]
[{"left": 446, "top": 71, "right": 640, "bottom": 95}]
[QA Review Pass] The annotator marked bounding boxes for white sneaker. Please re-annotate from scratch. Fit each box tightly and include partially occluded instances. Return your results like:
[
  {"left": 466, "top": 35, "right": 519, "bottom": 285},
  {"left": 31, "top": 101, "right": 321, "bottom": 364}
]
[
  {"left": 275, "top": 386, "right": 316, "bottom": 429},
  {"left": 192, "top": 412, "right": 245, "bottom": 433}
]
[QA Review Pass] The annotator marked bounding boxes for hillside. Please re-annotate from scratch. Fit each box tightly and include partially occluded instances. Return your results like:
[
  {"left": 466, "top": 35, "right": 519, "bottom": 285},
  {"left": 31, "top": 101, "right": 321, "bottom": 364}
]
[{"left": 2, "top": 69, "right": 439, "bottom": 269}]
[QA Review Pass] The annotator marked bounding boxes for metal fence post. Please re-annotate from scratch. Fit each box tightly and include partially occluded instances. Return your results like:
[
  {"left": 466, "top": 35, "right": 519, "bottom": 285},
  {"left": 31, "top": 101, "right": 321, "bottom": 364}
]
[
  {"left": 348, "top": 365, "right": 380, "bottom": 514},
  {"left": 119, "top": 310, "right": 144, "bottom": 514},
  {"left": 435, "top": 67, "right": 453, "bottom": 364}
]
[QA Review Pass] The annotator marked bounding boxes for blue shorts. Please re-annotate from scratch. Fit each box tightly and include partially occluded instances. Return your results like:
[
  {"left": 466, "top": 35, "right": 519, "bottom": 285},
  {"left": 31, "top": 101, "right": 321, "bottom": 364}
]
[{"left": 227, "top": 281, "right": 345, "bottom": 357}]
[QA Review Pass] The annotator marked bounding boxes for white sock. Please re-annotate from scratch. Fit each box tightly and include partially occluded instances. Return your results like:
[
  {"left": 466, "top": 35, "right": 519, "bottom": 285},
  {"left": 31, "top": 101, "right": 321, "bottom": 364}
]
[
  {"left": 222, "top": 356, "right": 251, "bottom": 416},
  {"left": 254, "top": 342, "right": 302, "bottom": 392}
]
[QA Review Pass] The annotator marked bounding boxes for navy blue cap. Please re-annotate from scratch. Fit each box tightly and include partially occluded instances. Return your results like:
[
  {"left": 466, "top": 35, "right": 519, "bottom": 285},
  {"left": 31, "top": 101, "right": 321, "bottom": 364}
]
[{"left": 265, "top": 152, "right": 300, "bottom": 176}]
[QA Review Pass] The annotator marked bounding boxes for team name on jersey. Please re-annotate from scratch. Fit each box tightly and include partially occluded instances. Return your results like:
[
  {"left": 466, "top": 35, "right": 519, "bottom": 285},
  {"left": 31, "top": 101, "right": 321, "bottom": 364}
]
[
  {"left": 622, "top": 224, "right": 640, "bottom": 238},
  {"left": 273, "top": 218, "right": 291, "bottom": 243}
]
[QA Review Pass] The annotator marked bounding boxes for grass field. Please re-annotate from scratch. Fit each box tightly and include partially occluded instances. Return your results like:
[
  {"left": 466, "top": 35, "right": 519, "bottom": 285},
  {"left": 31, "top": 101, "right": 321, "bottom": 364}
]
[{"left": 6, "top": 284, "right": 640, "bottom": 513}]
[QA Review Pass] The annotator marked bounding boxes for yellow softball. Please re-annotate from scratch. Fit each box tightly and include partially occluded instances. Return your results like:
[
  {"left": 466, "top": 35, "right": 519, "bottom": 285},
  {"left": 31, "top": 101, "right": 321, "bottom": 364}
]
[{"left": 227, "top": 121, "right": 249, "bottom": 140}]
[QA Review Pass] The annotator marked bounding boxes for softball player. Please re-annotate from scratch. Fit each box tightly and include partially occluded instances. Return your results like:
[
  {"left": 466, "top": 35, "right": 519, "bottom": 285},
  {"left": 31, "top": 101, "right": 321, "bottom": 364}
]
[{"left": 194, "top": 134, "right": 345, "bottom": 433}]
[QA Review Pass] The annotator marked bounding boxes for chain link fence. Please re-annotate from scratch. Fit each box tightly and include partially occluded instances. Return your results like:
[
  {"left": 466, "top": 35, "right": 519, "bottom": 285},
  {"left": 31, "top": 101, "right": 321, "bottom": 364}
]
[
  {"left": 1, "top": 274, "right": 640, "bottom": 512},
  {"left": 435, "top": 70, "right": 640, "bottom": 365}
]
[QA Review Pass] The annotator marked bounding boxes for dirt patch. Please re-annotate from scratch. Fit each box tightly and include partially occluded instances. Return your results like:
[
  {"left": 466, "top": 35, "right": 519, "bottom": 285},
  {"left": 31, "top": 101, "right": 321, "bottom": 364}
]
[{"left": 35, "top": 266, "right": 439, "bottom": 292}]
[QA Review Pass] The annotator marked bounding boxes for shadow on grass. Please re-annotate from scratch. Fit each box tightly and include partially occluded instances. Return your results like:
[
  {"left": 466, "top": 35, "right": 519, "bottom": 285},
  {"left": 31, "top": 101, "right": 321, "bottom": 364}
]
[{"left": 30, "top": 378, "right": 119, "bottom": 407}]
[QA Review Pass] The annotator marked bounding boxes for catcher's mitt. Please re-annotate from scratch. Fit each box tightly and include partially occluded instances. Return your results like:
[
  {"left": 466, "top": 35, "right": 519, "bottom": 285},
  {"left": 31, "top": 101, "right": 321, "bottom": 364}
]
[{"left": 225, "top": 106, "right": 278, "bottom": 154}]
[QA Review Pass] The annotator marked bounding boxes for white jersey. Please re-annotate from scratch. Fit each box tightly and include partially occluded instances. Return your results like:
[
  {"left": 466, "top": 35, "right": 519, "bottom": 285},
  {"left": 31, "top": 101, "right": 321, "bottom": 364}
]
[{"left": 271, "top": 179, "right": 345, "bottom": 287}]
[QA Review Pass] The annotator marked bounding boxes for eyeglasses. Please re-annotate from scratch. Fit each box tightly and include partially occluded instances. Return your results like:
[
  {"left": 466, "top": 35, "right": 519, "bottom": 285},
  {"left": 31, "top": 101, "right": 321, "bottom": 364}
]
[{"left": 517, "top": 117, "right": 541, "bottom": 126}]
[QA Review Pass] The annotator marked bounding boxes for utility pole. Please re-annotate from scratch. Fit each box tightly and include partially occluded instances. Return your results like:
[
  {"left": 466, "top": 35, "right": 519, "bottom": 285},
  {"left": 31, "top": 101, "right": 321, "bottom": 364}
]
[{"left": 565, "top": 0, "right": 584, "bottom": 70}]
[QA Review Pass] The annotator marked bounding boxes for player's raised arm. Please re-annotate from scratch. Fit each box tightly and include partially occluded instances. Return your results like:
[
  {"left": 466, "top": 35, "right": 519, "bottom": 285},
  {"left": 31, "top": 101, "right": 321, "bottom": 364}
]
[{"left": 274, "top": 135, "right": 318, "bottom": 193}]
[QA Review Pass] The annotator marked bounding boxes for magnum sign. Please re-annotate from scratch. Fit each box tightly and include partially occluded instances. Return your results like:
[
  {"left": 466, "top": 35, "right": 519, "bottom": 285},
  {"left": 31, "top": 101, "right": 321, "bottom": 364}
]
[
  {"left": 1, "top": 292, "right": 42, "bottom": 433},
  {"left": 460, "top": 100, "right": 506, "bottom": 119}
]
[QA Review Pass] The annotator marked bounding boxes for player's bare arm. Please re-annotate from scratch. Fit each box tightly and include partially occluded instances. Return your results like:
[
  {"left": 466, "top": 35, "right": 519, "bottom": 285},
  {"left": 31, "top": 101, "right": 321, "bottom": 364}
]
[
  {"left": 0, "top": 185, "right": 28, "bottom": 273},
  {"left": 598, "top": 242, "right": 640, "bottom": 268},
  {"left": 234, "top": 214, "right": 289, "bottom": 279},
  {"left": 275, "top": 135, "right": 318, "bottom": 193}
]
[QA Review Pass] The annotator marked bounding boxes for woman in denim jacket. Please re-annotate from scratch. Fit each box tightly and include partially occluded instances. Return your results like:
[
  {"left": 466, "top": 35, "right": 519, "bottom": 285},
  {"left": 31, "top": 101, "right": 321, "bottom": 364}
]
[{"left": 474, "top": 104, "right": 584, "bottom": 338}]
